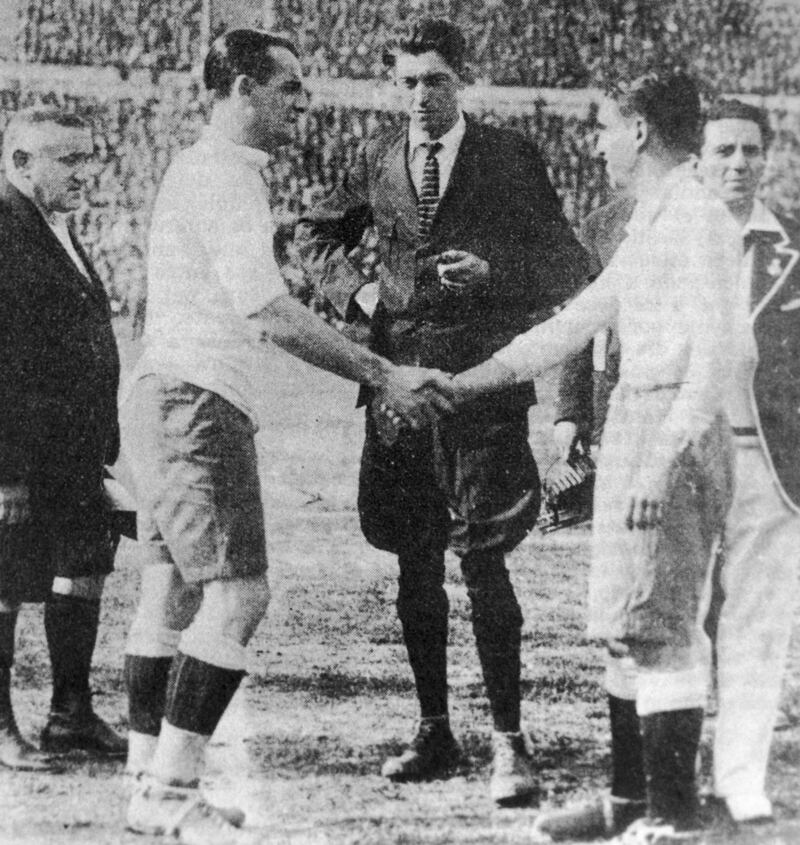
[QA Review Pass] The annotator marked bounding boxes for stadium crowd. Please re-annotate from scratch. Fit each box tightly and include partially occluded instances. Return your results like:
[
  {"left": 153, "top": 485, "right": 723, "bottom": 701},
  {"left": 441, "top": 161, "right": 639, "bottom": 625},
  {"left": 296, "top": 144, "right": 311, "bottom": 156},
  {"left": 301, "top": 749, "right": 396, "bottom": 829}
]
[
  {"left": 18, "top": 0, "right": 800, "bottom": 95},
  {"left": 8, "top": 0, "right": 800, "bottom": 335},
  {"left": 276, "top": 0, "right": 800, "bottom": 93},
  {"left": 17, "top": 0, "right": 203, "bottom": 74},
  {"left": 0, "top": 80, "right": 608, "bottom": 331}
]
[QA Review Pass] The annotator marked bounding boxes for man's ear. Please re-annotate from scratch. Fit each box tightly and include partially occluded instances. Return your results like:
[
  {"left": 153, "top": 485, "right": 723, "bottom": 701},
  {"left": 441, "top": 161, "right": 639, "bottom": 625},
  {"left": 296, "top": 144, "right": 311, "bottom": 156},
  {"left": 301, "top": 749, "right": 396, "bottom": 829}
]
[
  {"left": 233, "top": 74, "right": 256, "bottom": 99},
  {"left": 634, "top": 116, "right": 649, "bottom": 152},
  {"left": 11, "top": 149, "right": 30, "bottom": 173}
]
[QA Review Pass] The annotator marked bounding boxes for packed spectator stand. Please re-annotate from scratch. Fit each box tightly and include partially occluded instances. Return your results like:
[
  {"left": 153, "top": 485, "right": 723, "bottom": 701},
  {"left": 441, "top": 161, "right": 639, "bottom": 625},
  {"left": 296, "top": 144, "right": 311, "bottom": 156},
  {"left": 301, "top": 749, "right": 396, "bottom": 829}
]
[{"left": 6, "top": 0, "right": 800, "bottom": 330}]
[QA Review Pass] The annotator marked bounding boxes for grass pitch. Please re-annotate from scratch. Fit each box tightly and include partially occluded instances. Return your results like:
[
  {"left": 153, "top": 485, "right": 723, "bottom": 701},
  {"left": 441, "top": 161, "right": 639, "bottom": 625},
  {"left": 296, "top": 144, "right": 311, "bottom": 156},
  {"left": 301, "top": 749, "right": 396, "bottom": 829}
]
[{"left": 2, "top": 343, "right": 799, "bottom": 844}]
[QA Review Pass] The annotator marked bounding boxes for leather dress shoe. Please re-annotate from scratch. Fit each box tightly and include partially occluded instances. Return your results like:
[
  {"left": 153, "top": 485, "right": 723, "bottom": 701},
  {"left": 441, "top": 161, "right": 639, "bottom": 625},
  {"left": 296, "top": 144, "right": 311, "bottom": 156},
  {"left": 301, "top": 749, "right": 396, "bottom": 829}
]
[
  {"left": 381, "top": 718, "right": 459, "bottom": 781},
  {"left": 41, "top": 710, "right": 127, "bottom": 757}
]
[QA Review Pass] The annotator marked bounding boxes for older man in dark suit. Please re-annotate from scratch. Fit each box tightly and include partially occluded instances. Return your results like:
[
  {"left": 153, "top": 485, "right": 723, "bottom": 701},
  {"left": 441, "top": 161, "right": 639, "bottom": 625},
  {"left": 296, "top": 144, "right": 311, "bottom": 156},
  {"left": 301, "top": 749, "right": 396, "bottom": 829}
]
[
  {"left": 297, "top": 18, "right": 589, "bottom": 804},
  {"left": 0, "top": 108, "right": 126, "bottom": 771}
]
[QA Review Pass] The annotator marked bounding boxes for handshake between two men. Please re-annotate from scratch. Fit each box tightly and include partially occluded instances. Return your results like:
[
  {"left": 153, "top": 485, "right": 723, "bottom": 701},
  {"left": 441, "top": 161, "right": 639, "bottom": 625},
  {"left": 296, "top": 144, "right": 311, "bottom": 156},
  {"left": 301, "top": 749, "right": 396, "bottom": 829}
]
[{"left": 367, "top": 248, "right": 504, "bottom": 446}]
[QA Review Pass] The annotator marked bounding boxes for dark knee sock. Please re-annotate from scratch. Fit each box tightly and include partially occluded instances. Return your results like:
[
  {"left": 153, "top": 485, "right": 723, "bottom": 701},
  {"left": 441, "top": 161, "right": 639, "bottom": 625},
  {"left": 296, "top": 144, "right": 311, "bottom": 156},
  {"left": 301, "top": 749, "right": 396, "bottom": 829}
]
[
  {"left": 45, "top": 594, "right": 101, "bottom": 713},
  {"left": 0, "top": 612, "right": 16, "bottom": 672},
  {"left": 640, "top": 708, "right": 704, "bottom": 830},
  {"left": 609, "top": 694, "right": 646, "bottom": 801},
  {"left": 0, "top": 613, "right": 17, "bottom": 730},
  {"left": 163, "top": 653, "right": 245, "bottom": 737},
  {"left": 124, "top": 655, "right": 173, "bottom": 736},
  {"left": 397, "top": 550, "right": 449, "bottom": 719},
  {"left": 461, "top": 550, "right": 522, "bottom": 733}
]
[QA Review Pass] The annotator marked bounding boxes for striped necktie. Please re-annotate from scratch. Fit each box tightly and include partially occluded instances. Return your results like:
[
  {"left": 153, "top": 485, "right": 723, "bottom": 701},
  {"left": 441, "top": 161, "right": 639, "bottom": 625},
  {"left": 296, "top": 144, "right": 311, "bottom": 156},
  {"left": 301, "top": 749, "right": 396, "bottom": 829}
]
[{"left": 417, "top": 141, "right": 442, "bottom": 244}]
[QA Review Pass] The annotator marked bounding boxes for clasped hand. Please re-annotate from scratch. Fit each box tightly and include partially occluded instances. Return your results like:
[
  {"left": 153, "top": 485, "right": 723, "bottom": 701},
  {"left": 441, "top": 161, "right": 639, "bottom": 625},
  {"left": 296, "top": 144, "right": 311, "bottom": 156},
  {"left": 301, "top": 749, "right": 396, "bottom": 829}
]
[
  {"left": 436, "top": 250, "right": 490, "bottom": 295},
  {"left": 373, "top": 366, "right": 456, "bottom": 444}
]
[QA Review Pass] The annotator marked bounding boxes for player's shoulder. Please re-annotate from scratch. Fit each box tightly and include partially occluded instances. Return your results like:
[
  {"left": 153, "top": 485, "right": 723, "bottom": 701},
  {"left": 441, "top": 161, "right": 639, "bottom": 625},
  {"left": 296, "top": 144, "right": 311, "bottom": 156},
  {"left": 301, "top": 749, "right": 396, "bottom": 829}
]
[{"left": 583, "top": 194, "right": 636, "bottom": 232}]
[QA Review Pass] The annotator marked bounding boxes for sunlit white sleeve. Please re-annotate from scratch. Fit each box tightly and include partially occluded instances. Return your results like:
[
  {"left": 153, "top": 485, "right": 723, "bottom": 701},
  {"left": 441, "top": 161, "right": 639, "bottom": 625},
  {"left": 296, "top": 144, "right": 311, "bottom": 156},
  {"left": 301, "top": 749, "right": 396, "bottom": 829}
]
[{"left": 493, "top": 266, "right": 620, "bottom": 382}]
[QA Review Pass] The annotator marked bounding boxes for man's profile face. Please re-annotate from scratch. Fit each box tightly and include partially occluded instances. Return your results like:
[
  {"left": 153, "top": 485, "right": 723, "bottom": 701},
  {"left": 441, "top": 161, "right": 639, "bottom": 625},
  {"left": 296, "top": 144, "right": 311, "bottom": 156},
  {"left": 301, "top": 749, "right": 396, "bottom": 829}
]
[
  {"left": 15, "top": 124, "right": 94, "bottom": 214},
  {"left": 394, "top": 50, "right": 461, "bottom": 140},
  {"left": 594, "top": 97, "right": 639, "bottom": 189},
  {"left": 699, "top": 118, "right": 765, "bottom": 209},
  {"left": 245, "top": 47, "right": 307, "bottom": 151}
]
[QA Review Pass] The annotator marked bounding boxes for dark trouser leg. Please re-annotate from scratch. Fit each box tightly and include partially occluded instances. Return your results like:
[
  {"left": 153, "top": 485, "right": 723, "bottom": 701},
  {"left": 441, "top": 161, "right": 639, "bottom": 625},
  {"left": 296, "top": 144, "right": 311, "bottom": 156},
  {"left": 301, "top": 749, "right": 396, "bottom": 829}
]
[
  {"left": 0, "top": 609, "right": 53, "bottom": 770},
  {"left": 42, "top": 592, "right": 127, "bottom": 755},
  {"left": 45, "top": 593, "right": 101, "bottom": 714},
  {"left": 460, "top": 550, "right": 522, "bottom": 733},
  {"left": 641, "top": 708, "right": 704, "bottom": 830},
  {"left": 609, "top": 694, "right": 647, "bottom": 801},
  {"left": 396, "top": 548, "right": 449, "bottom": 719}
]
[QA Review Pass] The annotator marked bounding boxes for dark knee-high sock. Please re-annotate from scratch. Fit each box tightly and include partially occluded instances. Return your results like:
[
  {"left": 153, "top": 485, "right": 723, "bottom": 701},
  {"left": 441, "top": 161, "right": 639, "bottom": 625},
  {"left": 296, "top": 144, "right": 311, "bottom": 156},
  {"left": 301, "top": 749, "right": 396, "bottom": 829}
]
[
  {"left": 124, "top": 655, "right": 173, "bottom": 736},
  {"left": 609, "top": 694, "right": 646, "bottom": 801},
  {"left": 45, "top": 594, "right": 101, "bottom": 714},
  {"left": 461, "top": 550, "right": 522, "bottom": 733},
  {"left": 640, "top": 708, "right": 704, "bottom": 830},
  {"left": 163, "top": 653, "right": 245, "bottom": 737},
  {"left": 0, "top": 612, "right": 17, "bottom": 729},
  {"left": 397, "top": 549, "right": 449, "bottom": 719}
]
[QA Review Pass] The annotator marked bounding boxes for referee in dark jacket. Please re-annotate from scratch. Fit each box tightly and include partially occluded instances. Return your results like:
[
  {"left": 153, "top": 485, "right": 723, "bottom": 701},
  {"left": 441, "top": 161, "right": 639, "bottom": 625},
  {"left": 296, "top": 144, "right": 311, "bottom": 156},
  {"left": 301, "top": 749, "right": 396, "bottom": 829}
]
[{"left": 297, "top": 19, "right": 590, "bottom": 804}]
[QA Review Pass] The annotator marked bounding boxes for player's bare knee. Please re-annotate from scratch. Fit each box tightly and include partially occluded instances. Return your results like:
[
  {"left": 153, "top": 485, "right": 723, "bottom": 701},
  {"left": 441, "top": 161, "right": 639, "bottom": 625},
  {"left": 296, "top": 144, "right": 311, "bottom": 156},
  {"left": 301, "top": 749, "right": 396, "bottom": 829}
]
[
  {"left": 178, "top": 575, "right": 268, "bottom": 671},
  {"left": 204, "top": 575, "right": 270, "bottom": 643},
  {"left": 127, "top": 563, "right": 198, "bottom": 657}
]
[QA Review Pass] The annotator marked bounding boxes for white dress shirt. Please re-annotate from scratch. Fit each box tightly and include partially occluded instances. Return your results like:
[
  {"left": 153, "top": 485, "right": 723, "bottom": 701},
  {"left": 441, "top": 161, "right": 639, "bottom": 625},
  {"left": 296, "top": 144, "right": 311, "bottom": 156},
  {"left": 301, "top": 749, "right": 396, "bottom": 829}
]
[
  {"left": 134, "top": 126, "right": 288, "bottom": 426},
  {"left": 495, "top": 166, "right": 741, "bottom": 458},
  {"left": 48, "top": 214, "right": 92, "bottom": 280},
  {"left": 407, "top": 111, "right": 467, "bottom": 198}
]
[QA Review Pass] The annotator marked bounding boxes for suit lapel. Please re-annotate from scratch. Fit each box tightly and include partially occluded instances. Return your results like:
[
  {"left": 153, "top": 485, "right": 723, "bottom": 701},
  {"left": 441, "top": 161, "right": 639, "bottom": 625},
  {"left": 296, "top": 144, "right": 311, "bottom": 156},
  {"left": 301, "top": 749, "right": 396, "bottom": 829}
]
[
  {"left": 2, "top": 181, "right": 97, "bottom": 301},
  {"left": 751, "top": 228, "right": 800, "bottom": 320},
  {"left": 68, "top": 226, "right": 107, "bottom": 303},
  {"left": 379, "top": 133, "right": 418, "bottom": 242},
  {"left": 430, "top": 118, "right": 480, "bottom": 233}
]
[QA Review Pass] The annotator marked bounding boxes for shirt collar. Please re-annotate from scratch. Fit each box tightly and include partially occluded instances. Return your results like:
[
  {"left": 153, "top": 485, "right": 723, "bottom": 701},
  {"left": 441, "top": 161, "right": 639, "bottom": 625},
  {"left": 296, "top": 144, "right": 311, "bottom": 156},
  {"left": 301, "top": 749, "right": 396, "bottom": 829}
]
[
  {"left": 408, "top": 111, "right": 467, "bottom": 157},
  {"left": 199, "top": 125, "right": 272, "bottom": 170},
  {"left": 743, "top": 199, "right": 785, "bottom": 238}
]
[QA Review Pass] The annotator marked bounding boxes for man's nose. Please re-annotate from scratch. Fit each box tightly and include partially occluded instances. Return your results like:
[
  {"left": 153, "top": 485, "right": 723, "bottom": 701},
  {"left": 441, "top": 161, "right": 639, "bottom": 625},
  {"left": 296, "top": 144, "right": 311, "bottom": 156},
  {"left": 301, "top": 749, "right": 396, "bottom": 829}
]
[
  {"left": 729, "top": 145, "right": 748, "bottom": 169},
  {"left": 413, "top": 82, "right": 431, "bottom": 105}
]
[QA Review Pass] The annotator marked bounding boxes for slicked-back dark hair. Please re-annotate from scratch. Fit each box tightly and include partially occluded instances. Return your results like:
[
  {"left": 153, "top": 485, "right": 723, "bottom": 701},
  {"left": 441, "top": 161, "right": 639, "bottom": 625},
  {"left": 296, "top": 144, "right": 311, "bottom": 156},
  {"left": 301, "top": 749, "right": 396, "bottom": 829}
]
[
  {"left": 705, "top": 98, "right": 774, "bottom": 149},
  {"left": 383, "top": 18, "right": 467, "bottom": 78},
  {"left": 610, "top": 71, "right": 702, "bottom": 155},
  {"left": 204, "top": 29, "right": 299, "bottom": 98}
]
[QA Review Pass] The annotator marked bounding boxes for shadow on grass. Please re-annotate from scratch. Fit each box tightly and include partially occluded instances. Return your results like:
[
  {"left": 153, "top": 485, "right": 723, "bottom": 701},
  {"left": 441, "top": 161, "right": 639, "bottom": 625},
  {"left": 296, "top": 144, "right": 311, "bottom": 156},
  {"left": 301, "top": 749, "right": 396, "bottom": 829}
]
[
  {"left": 245, "top": 726, "right": 595, "bottom": 780},
  {"left": 250, "top": 669, "right": 415, "bottom": 698}
]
